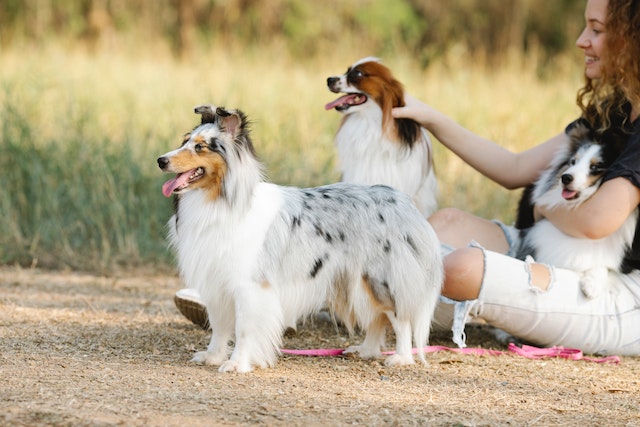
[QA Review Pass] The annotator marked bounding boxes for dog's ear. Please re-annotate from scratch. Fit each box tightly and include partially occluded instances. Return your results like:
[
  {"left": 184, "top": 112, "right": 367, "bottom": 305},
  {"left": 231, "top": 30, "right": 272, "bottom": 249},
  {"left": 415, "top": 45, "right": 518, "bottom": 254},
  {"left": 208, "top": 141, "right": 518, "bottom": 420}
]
[
  {"left": 216, "top": 107, "right": 244, "bottom": 138},
  {"left": 569, "top": 121, "right": 593, "bottom": 143},
  {"left": 194, "top": 104, "right": 217, "bottom": 124}
]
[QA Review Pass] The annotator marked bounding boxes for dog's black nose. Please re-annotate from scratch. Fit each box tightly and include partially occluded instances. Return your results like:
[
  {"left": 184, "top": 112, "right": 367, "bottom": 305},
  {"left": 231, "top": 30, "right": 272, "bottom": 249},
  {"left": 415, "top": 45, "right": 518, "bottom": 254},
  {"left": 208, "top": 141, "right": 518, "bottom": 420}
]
[
  {"left": 157, "top": 156, "right": 169, "bottom": 170},
  {"left": 561, "top": 174, "right": 573, "bottom": 185},
  {"left": 327, "top": 77, "right": 339, "bottom": 87}
]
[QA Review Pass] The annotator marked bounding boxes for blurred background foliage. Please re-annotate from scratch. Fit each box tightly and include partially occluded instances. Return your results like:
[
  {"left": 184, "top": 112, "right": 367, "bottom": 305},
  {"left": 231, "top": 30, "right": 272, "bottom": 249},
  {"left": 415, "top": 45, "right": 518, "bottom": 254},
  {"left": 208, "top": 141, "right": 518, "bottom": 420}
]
[
  {"left": 0, "top": 0, "right": 588, "bottom": 273},
  {"left": 1, "top": 0, "right": 584, "bottom": 68}
]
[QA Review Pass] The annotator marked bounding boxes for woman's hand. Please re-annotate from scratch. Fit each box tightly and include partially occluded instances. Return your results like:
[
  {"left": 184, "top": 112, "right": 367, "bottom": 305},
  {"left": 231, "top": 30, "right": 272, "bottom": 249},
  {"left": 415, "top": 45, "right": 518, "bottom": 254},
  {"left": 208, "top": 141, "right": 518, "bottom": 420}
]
[{"left": 392, "top": 94, "right": 436, "bottom": 127}]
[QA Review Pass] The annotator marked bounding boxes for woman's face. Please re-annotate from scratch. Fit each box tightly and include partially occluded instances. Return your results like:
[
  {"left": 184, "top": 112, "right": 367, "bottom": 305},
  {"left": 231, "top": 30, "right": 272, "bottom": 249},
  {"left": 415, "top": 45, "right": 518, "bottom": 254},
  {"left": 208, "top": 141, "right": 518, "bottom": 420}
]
[{"left": 576, "top": 0, "right": 609, "bottom": 79}]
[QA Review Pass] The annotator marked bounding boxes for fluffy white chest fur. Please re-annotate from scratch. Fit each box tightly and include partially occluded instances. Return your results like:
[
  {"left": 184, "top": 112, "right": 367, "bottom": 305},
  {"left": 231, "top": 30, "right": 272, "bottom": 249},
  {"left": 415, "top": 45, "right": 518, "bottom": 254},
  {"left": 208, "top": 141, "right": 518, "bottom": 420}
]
[
  {"left": 168, "top": 183, "right": 283, "bottom": 301},
  {"left": 524, "top": 213, "right": 638, "bottom": 272},
  {"left": 336, "top": 112, "right": 437, "bottom": 217}
]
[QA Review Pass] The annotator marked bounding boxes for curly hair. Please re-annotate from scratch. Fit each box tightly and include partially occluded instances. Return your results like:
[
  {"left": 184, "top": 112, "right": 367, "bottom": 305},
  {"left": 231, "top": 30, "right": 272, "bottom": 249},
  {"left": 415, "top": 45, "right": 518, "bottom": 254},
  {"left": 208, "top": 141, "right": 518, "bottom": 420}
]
[{"left": 577, "top": 0, "right": 640, "bottom": 130}]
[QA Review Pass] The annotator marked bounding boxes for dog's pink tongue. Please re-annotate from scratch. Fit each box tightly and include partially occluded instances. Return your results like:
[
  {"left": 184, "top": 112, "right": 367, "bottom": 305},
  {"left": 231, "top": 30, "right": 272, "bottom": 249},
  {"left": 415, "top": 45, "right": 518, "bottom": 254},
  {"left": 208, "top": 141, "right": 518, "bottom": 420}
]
[
  {"left": 562, "top": 189, "right": 577, "bottom": 200},
  {"left": 162, "top": 171, "right": 193, "bottom": 197},
  {"left": 325, "top": 94, "right": 358, "bottom": 110}
]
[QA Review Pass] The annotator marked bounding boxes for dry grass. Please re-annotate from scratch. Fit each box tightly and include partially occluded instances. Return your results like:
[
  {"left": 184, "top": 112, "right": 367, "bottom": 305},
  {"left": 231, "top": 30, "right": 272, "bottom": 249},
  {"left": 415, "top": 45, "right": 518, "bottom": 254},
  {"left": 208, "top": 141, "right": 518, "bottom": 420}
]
[{"left": 1, "top": 266, "right": 639, "bottom": 427}]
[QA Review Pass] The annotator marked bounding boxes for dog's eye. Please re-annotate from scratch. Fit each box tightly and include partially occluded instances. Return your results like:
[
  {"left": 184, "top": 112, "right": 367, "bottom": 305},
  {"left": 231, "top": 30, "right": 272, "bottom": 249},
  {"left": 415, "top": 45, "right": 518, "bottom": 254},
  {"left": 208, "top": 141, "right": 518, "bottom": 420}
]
[
  {"left": 348, "top": 69, "right": 364, "bottom": 82},
  {"left": 590, "top": 163, "right": 605, "bottom": 173},
  {"left": 194, "top": 143, "right": 204, "bottom": 152}
]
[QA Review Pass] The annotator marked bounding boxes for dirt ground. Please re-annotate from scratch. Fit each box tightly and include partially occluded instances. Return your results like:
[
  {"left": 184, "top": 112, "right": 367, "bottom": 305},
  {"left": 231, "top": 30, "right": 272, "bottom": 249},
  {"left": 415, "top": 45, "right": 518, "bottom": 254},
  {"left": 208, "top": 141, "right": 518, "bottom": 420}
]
[{"left": 1, "top": 266, "right": 639, "bottom": 427}]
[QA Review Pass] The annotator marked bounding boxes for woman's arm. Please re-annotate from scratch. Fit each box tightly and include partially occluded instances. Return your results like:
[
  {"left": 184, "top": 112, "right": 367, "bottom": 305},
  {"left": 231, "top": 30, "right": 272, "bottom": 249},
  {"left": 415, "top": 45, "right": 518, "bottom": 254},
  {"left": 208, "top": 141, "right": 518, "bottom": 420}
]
[
  {"left": 536, "top": 177, "right": 640, "bottom": 239},
  {"left": 393, "top": 95, "right": 568, "bottom": 189}
]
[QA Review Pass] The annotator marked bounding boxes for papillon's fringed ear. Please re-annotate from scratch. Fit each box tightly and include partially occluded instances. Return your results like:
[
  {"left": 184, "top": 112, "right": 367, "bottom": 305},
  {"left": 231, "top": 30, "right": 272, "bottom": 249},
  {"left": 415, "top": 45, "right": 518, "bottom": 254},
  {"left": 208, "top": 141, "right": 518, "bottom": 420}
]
[{"left": 194, "top": 104, "right": 217, "bottom": 124}]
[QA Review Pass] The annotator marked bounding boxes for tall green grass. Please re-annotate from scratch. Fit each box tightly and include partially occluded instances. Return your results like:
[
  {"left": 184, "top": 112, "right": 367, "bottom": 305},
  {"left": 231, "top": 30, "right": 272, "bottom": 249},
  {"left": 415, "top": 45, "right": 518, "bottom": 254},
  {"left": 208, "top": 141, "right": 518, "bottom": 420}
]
[{"left": 0, "top": 46, "right": 584, "bottom": 272}]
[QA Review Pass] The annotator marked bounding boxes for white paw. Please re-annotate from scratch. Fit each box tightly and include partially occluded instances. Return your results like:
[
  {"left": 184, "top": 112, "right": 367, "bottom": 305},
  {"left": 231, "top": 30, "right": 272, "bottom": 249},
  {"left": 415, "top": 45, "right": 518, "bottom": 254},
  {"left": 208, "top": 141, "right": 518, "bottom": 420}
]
[
  {"left": 384, "top": 353, "right": 415, "bottom": 367},
  {"left": 218, "top": 360, "right": 253, "bottom": 373},
  {"left": 580, "top": 278, "right": 602, "bottom": 299},
  {"left": 344, "top": 345, "right": 381, "bottom": 359},
  {"left": 190, "top": 350, "right": 227, "bottom": 366}
]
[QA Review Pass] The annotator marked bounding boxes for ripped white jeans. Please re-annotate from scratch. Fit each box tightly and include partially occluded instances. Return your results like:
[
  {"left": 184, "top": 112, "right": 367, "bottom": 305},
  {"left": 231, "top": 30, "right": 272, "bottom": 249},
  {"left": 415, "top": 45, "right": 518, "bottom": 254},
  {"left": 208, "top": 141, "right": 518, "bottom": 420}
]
[{"left": 433, "top": 222, "right": 640, "bottom": 356}]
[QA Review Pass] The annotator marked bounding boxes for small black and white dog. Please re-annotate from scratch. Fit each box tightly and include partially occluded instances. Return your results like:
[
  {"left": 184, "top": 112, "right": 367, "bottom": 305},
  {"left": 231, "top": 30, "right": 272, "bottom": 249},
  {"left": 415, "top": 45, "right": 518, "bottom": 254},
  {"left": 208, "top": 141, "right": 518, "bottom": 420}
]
[
  {"left": 515, "top": 123, "right": 637, "bottom": 298},
  {"left": 157, "top": 104, "right": 443, "bottom": 372}
]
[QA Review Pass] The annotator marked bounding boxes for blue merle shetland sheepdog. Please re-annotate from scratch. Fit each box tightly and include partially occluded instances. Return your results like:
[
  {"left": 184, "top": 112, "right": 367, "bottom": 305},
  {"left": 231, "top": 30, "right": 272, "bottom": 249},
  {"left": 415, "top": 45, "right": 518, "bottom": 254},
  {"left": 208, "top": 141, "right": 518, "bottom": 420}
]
[
  {"left": 515, "top": 122, "right": 638, "bottom": 299},
  {"left": 157, "top": 104, "right": 443, "bottom": 373}
]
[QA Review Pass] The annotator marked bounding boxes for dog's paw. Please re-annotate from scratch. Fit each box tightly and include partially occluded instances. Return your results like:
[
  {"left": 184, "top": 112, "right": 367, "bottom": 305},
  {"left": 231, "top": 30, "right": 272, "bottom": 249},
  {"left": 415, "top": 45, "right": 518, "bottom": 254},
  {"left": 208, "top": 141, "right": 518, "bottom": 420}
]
[
  {"left": 190, "top": 350, "right": 227, "bottom": 366},
  {"left": 384, "top": 353, "right": 415, "bottom": 367},
  {"left": 580, "top": 268, "right": 608, "bottom": 299},
  {"left": 344, "top": 345, "right": 381, "bottom": 359},
  {"left": 491, "top": 327, "right": 521, "bottom": 345},
  {"left": 580, "top": 277, "right": 603, "bottom": 299},
  {"left": 218, "top": 360, "right": 253, "bottom": 373}
]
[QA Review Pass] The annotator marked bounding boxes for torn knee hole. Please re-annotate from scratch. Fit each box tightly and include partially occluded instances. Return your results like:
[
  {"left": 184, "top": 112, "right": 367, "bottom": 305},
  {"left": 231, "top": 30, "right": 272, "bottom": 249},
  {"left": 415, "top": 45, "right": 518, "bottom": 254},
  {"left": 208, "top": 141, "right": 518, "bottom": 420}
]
[{"left": 526, "top": 261, "right": 552, "bottom": 291}]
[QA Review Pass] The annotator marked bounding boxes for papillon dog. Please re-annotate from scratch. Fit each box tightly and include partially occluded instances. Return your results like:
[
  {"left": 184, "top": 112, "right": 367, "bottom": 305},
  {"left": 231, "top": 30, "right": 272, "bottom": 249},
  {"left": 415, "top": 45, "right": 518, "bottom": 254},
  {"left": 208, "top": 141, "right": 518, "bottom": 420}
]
[
  {"left": 515, "top": 123, "right": 637, "bottom": 298},
  {"left": 157, "top": 104, "right": 443, "bottom": 373},
  {"left": 326, "top": 57, "right": 438, "bottom": 217}
]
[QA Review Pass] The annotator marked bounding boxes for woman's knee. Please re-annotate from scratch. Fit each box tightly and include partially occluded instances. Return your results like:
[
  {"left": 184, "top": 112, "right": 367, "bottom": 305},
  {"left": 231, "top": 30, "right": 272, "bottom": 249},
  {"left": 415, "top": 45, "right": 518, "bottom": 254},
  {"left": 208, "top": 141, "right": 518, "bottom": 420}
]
[
  {"left": 527, "top": 262, "right": 552, "bottom": 291},
  {"left": 428, "top": 207, "right": 473, "bottom": 248},
  {"left": 442, "top": 247, "right": 485, "bottom": 301},
  {"left": 429, "top": 207, "right": 509, "bottom": 253},
  {"left": 428, "top": 207, "right": 466, "bottom": 232}
]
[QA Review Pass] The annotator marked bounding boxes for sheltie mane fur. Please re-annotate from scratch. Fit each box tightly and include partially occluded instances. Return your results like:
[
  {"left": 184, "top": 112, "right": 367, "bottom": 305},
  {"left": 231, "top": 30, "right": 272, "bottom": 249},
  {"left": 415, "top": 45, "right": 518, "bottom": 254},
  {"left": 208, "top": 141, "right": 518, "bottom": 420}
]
[
  {"left": 514, "top": 123, "right": 638, "bottom": 298},
  {"left": 326, "top": 57, "right": 438, "bottom": 217},
  {"left": 157, "top": 104, "right": 443, "bottom": 373}
]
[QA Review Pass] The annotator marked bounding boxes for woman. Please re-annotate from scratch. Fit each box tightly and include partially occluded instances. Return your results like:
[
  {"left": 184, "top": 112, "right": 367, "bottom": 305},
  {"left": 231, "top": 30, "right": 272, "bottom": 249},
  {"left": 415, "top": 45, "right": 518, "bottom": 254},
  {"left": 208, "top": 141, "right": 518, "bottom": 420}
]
[{"left": 393, "top": 0, "right": 640, "bottom": 355}]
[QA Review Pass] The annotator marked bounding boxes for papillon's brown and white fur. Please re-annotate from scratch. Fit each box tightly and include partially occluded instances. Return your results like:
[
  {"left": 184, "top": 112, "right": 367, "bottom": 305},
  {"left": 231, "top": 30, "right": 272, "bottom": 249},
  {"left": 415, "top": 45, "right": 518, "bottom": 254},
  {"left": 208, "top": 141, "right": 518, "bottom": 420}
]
[
  {"left": 515, "top": 123, "right": 638, "bottom": 298},
  {"left": 157, "top": 104, "right": 443, "bottom": 373},
  {"left": 326, "top": 57, "right": 438, "bottom": 217}
]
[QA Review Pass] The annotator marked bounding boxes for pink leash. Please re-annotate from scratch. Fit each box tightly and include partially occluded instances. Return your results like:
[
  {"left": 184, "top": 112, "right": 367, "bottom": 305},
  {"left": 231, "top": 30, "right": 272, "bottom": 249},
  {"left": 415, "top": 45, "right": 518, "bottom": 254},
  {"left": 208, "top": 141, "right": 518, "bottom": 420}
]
[{"left": 281, "top": 343, "right": 620, "bottom": 364}]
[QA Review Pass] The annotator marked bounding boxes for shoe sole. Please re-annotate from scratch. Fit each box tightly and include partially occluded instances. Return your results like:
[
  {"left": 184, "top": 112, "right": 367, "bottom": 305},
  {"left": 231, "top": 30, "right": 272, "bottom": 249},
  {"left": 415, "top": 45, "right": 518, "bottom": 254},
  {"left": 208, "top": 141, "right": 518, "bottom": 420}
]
[{"left": 174, "top": 293, "right": 210, "bottom": 330}]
